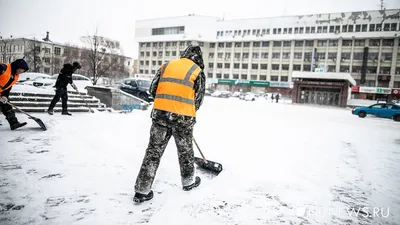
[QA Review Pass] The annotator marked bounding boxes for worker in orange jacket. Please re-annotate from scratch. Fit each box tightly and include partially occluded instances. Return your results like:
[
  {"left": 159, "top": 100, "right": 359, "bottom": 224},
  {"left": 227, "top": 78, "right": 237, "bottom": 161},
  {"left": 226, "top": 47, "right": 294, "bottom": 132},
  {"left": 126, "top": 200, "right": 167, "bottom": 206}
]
[
  {"left": 133, "top": 45, "right": 206, "bottom": 203},
  {"left": 0, "top": 59, "right": 29, "bottom": 130}
]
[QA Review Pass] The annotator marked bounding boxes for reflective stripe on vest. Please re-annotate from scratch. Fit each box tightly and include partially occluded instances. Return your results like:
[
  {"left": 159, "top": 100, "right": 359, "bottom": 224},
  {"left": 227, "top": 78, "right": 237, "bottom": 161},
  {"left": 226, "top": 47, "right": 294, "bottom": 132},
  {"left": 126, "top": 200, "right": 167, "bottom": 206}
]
[
  {"left": 159, "top": 63, "right": 198, "bottom": 88},
  {"left": 0, "top": 64, "right": 18, "bottom": 93},
  {"left": 155, "top": 94, "right": 195, "bottom": 105}
]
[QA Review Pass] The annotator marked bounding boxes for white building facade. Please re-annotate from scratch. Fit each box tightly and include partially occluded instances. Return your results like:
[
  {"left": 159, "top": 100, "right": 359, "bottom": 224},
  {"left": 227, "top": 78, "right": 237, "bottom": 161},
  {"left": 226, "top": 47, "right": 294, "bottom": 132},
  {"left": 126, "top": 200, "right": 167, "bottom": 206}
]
[{"left": 135, "top": 9, "right": 400, "bottom": 95}]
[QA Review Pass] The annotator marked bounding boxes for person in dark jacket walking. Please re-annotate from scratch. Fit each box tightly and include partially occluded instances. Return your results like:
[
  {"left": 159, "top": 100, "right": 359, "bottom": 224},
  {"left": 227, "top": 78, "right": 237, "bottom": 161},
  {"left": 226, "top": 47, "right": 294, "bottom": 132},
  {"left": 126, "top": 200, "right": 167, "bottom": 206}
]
[
  {"left": 47, "top": 62, "right": 81, "bottom": 115},
  {"left": 0, "top": 59, "right": 29, "bottom": 130},
  {"left": 133, "top": 45, "right": 206, "bottom": 203}
]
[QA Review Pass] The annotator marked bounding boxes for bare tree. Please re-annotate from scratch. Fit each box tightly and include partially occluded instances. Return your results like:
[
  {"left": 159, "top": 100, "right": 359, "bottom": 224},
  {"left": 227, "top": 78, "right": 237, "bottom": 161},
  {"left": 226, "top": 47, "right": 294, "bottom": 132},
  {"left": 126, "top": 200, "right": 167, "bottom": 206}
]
[
  {"left": 0, "top": 35, "right": 15, "bottom": 63},
  {"left": 80, "top": 28, "right": 122, "bottom": 85},
  {"left": 23, "top": 38, "right": 43, "bottom": 72}
]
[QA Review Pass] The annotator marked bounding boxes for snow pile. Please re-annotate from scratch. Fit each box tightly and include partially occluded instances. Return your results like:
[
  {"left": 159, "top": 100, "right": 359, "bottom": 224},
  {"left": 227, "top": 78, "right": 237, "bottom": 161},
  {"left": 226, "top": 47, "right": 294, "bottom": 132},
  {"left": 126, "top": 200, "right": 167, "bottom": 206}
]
[
  {"left": 0, "top": 97, "right": 399, "bottom": 225},
  {"left": 10, "top": 84, "right": 55, "bottom": 95}
]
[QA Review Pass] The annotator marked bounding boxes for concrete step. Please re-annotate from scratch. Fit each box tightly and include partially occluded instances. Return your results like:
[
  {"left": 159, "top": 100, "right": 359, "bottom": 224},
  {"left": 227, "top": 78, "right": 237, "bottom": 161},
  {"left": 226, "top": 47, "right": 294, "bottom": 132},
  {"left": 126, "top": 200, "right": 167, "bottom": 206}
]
[
  {"left": 9, "top": 96, "right": 101, "bottom": 104},
  {"left": 10, "top": 92, "right": 94, "bottom": 99},
  {"left": 11, "top": 101, "right": 107, "bottom": 108},
  {"left": 15, "top": 107, "right": 110, "bottom": 113}
]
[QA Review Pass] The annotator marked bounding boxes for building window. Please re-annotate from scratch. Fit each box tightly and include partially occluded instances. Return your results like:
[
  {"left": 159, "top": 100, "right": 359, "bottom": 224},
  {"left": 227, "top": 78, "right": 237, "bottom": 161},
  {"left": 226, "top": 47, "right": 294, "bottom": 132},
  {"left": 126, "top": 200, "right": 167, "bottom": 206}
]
[
  {"left": 303, "top": 65, "right": 311, "bottom": 71},
  {"left": 305, "top": 40, "right": 313, "bottom": 47},
  {"left": 146, "top": 52, "right": 150, "bottom": 57},
  {"left": 393, "top": 81, "right": 400, "bottom": 88},
  {"left": 224, "top": 63, "right": 230, "bottom": 69},
  {"left": 318, "top": 40, "right": 327, "bottom": 46},
  {"left": 281, "top": 76, "right": 288, "bottom": 82},
  {"left": 152, "top": 26, "right": 185, "bottom": 35},
  {"left": 311, "top": 27, "right": 316, "bottom": 33},
  {"left": 272, "top": 53, "right": 280, "bottom": 59},
  {"left": 207, "top": 73, "right": 213, "bottom": 78},
  {"left": 159, "top": 42, "right": 163, "bottom": 47},
  {"left": 44, "top": 57, "right": 51, "bottom": 63},
  {"left": 243, "top": 42, "right": 250, "bottom": 47},
  {"left": 152, "top": 61, "right": 156, "bottom": 66},
  {"left": 145, "top": 61, "right": 149, "bottom": 66},
  {"left": 390, "top": 23, "right": 398, "bottom": 31},
  {"left": 172, "top": 51, "right": 177, "bottom": 56},
  {"left": 140, "top": 43, "right": 145, "bottom": 48},
  {"left": 329, "top": 26, "right": 335, "bottom": 33},
  {"left": 218, "top": 43, "right": 224, "bottom": 48},
  {"left": 226, "top": 42, "right": 232, "bottom": 48},
  {"left": 283, "top": 41, "right": 290, "bottom": 47},
  {"left": 317, "top": 53, "right": 326, "bottom": 60},
  {"left": 282, "top": 52, "right": 290, "bottom": 59},
  {"left": 384, "top": 23, "right": 390, "bottom": 31},
  {"left": 369, "top": 24, "right": 375, "bottom": 32},
  {"left": 329, "top": 40, "right": 338, "bottom": 46},
  {"left": 215, "top": 63, "right": 222, "bottom": 69},
  {"left": 340, "top": 66, "right": 350, "bottom": 72},
  {"left": 145, "top": 70, "right": 149, "bottom": 74},
  {"left": 366, "top": 66, "right": 377, "bottom": 73},
  {"left": 341, "top": 53, "right": 351, "bottom": 60},
  {"left": 252, "top": 53, "right": 259, "bottom": 59},
  {"left": 209, "top": 63, "right": 214, "bottom": 68},
  {"left": 54, "top": 47, "right": 61, "bottom": 55},
  {"left": 382, "top": 39, "right": 394, "bottom": 46},
  {"left": 294, "top": 53, "right": 302, "bottom": 59},
  {"left": 249, "top": 75, "right": 256, "bottom": 80},
  {"left": 271, "top": 76, "right": 279, "bottom": 81},
  {"left": 235, "top": 42, "right": 242, "bottom": 47},
  {"left": 381, "top": 53, "right": 392, "bottom": 61},
  {"left": 370, "top": 39, "right": 380, "bottom": 46},
  {"left": 282, "top": 65, "right": 289, "bottom": 70},
  {"left": 243, "top": 53, "right": 249, "bottom": 58},
  {"left": 165, "top": 51, "right": 170, "bottom": 57},
  {"left": 352, "top": 66, "right": 361, "bottom": 73},
  {"left": 348, "top": 25, "right": 354, "bottom": 32},
  {"left": 44, "top": 68, "right": 50, "bottom": 73},
  {"left": 260, "top": 75, "right": 267, "bottom": 80},
  {"left": 304, "top": 52, "right": 312, "bottom": 60},
  {"left": 342, "top": 40, "right": 352, "bottom": 46},
  {"left": 362, "top": 24, "right": 368, "bottom": 32},
  {"left": 272, "top": 64, "right": 279, "bottom": 70},
  {"left": 234, "top": 53, "right": 241, "bottom": 59},
  {"left": 261, "top": 53, "right": 268, "bottom": 59},
  {"left": 273, "top": 41, "right": 281, "bottom": 47},
  {"left": 234, "top": 63, "right": 240, "bottom": 69},
  {"left": 353, "top": 53, "right": 363, "bottom": 60},
  {"left": 172, "top": 42, "right": 177, "bottom": 47},
  {"left": 218, "top": 53, "right": 223, "bottom": 58},
  {"left": 354, "top": 40, "right": 365, "bottom": 46},
  {"left": 223, "top": 74, "right": 229, "bottom": 79},
  {"left": 293, "top": 65, "right": 301, "bottom": 71},
  {"left": 233, "top": 74, "right": 239, "bottom": 79},
  {"left": 380, "top": 67, "right": 391, "bottom": 74},
  {"left": 225, "top": 53, "right": 231, "bottom": 59},
  {"left": 295, "top": 41, "right": 303, "bottom": 47},
  {"left": 252, "top": 64, "right": 258, "bottom": 70},
  {"left": 261, "top": 64, "right": 268, "bottom": 70},
  {"left": 140, "top": 61, "right": 144, "bottom": 65},
  {"left": 166, "top": 42, "right": 171, "bottom": 47},
  {"left": 241, "top": 74, "right": 247, "bottom": 80},
  {"left": 210, "top": 43, "right": 215, "bottom": 48},
  {"left": 328, "top": 53, "right": 337, "bottom": 59},
  {"left": 216, "top": 73, "right": 222, "bottom": 78},
  {"left": 158, "top": 61, "right": 162, "bottom": 65},
  {"left": 253, "top": 42, "right": 261, "bottom": 47},
  {"left": 242, "top": 64, "right": 248, "bottom": 69},
  {"left": 146, "top": 43, "right": 151, "bottom": 47},
  {"left": 139, "top": 69, "right": 144, "bottom": 73},
  {"left": 305, "top": 27, "right": 310, "bottom": 33},
  {"left": 262, "top": 41, "right": 269, "bottom": 47}
]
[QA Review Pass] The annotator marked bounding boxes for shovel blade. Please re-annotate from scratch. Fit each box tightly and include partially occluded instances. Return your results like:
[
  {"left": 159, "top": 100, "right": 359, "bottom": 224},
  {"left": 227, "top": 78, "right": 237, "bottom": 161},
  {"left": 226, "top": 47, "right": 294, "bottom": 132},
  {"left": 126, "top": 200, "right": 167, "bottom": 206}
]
[
  {"left": 29, "top": 117, "right": 47, "bottom": 131},
  {"left": 194, "top": 157, "right": 223, "bottom": 175}
]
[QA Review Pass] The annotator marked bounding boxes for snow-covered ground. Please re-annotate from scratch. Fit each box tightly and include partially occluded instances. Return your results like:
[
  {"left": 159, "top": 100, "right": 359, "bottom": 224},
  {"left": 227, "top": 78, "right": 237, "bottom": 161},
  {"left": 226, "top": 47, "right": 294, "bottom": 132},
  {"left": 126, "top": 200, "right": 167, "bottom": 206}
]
[{"left": 0, "top": 97, "right": 399, "bottom": 225}]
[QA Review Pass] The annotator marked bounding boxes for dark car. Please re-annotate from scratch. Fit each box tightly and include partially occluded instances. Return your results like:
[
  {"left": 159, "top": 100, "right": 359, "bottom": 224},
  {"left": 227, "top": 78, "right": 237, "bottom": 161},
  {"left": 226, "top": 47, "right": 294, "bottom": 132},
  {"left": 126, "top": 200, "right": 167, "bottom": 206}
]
[{"left": 119, "top": 78, "right": 153, "bottom": 102}]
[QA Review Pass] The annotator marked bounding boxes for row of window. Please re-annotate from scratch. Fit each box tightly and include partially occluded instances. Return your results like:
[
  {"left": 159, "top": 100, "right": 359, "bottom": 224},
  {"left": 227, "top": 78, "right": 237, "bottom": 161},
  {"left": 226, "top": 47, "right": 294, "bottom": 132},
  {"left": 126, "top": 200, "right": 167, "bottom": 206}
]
[
  {"left": 209, "top": 39, "right": 397, "bottom": 48},
  {"left": 140, "top": 41, "right": 204, "bottom": 48},
  {"left": 211, "top": 73, "right": 289, "bottom": 81},
  {"left": 152, "top": 26, "right": 185, "bottom": 36},
  {"left": 353, "top": 80, "right": 400, "bottom": 88},
  {"left": 216, "top": 23, "right": 399, "bottom": 37}
]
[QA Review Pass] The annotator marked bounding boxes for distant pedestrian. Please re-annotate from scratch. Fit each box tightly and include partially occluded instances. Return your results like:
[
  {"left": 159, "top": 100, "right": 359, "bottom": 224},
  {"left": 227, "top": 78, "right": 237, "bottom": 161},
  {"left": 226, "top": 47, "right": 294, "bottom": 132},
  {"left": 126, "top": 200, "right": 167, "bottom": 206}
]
[
  {"left": 271, "top": 94, "right": 274, "bottom": 102},
  {"left": 275, "top": 93, "right": 280, "bottom": 103}
]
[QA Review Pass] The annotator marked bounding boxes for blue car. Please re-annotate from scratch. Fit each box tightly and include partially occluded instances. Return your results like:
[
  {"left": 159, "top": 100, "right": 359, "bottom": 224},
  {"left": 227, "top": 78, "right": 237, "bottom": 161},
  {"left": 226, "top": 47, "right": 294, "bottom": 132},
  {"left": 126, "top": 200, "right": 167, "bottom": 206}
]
[{"left": 352, "top": 103, "right": 400, "bottom": 122}]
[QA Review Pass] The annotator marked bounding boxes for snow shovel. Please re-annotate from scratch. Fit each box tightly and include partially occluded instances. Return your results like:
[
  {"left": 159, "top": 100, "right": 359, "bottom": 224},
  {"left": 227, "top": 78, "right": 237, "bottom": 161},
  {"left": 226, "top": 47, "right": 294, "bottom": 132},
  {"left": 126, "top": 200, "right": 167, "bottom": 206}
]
[
  {"left": 72, "top": 85, "right": 94, "bottom": 113},
  {"left": 6, "top": 102, "right": 47, "bottom": 131},
  {"left": 193, "top": 137, "right": 223, "bottom": 175}
]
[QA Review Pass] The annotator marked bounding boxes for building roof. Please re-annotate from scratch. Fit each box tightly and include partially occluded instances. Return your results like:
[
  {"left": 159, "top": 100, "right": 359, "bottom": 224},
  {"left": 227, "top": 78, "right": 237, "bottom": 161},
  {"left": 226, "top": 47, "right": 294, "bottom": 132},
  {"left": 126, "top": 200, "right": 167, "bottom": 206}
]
[{"left": 292, "top": 71, "right": 356, "bottom": 86}]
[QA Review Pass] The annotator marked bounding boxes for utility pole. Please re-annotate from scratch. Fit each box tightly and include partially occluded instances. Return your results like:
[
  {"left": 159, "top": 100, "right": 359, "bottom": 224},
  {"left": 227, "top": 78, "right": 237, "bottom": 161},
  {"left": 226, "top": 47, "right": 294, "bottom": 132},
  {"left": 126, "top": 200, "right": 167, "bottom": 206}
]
[{"left": 380, "top": 0, "right": 385, "bottom": 10}]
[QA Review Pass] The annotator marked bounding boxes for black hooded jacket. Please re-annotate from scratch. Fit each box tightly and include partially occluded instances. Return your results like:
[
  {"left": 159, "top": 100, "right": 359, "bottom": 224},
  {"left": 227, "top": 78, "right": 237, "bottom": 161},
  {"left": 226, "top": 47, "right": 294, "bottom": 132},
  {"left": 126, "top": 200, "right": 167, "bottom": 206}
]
[{"left": 55, "top": 63, "right": 75, "bottom": 88}]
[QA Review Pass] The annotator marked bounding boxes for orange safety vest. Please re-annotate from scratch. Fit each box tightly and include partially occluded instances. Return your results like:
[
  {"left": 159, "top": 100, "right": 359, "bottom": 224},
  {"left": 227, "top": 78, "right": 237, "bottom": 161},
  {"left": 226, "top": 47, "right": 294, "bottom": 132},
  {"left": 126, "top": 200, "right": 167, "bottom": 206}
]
[
  {"left": 153, "top": 58, "right": 201, "bottom": 117},
  {"left": 0, "top": 64, "right": 19, "bottom": 95}
]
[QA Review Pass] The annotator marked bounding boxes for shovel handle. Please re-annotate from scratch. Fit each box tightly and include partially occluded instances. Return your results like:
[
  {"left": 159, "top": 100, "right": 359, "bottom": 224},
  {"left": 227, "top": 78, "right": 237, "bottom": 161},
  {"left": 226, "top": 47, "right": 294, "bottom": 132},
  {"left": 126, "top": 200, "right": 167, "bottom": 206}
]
[{"left": 193, "top": 137, "right": 207, "bottom": 163}]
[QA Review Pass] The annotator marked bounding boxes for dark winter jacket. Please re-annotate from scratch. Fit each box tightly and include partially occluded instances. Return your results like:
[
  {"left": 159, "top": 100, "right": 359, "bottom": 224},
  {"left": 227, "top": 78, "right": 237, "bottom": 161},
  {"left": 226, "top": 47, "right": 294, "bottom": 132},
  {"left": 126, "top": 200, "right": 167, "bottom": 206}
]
[
  {"left": 148, "top": 63, "right": 206, "bottom": 123},
  {"left": 55, "top": 63, "right": 75, "bottom": 88}
]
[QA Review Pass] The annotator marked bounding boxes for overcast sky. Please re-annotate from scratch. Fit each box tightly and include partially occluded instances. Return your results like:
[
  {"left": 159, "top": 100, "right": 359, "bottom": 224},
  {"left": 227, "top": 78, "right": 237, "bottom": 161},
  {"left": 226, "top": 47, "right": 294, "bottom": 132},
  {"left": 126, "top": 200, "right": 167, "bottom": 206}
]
[{"left": 1, "top": 0, "right": 399, "bottom": 59}]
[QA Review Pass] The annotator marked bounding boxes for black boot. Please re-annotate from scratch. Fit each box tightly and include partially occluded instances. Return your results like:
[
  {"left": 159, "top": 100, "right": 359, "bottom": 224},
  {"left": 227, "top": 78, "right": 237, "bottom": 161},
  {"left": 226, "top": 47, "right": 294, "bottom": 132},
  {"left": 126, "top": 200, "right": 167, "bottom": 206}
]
[
  {"left": 5, "top": 109, "right": 27, "bottom": 130},
  {"left": 133, "top": 190, "right": 154, "bottom": 203},
  {"left": 183, "top": 176, "right": 201, "bottom": 191},
  {"left": 61, "top": 111, "right": 72, "bottom": 116},
  {"left": 47, "top": 109, "right": 54, "bottom": 115}
]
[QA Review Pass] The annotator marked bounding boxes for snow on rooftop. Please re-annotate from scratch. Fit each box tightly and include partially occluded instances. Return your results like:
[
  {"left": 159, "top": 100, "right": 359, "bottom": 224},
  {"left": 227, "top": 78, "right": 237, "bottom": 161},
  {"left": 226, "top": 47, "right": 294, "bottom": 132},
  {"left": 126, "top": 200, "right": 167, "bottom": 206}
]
[{"left": 292, "top": 71, "right": 356, "bottom": 86}]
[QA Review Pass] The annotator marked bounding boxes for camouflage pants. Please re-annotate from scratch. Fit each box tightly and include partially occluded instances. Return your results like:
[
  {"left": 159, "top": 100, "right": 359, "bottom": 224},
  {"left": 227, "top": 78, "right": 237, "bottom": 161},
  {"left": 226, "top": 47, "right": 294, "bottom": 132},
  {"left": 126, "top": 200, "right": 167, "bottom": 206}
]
[{"left": 134, "top": 117, "right": 195, "bottom": 194}]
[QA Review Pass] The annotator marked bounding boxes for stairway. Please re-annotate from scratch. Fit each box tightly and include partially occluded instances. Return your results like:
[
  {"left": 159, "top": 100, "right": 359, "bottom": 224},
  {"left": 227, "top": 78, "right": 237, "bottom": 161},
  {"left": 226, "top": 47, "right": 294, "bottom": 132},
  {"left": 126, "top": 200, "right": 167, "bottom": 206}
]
[{"left": 8, "top": 90, "right": 110, "bottom": 113}]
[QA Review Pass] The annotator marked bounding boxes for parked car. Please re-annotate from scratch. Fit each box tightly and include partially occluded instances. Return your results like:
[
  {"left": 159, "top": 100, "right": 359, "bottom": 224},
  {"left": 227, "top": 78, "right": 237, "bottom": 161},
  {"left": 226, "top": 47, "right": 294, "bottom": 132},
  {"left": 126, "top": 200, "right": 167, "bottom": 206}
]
[
  {"left": 239, "top": 92, "right": 247, "bottom": 100},
  {"left": 31, "top": 74, "right": 93, "bottom": 92},
  {"left": 232, "top": 92, "right": 241, "bottom": 97},
  {"left": 244, "top": 93, "right": 256, "bottom": 101},
  {"left": 119, "top": 78, "right": 153, "bottom": 102},
  {"left": 17, "top": 72, "right": 51, "bottom": 83},
  {"left": 220, "top": 91, "right": 231, "bottom": 98},
  {"left": 352, "top": 103, "right": 400, "bottom": 122}
]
